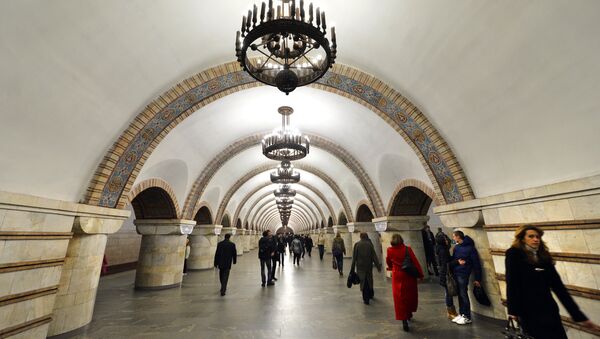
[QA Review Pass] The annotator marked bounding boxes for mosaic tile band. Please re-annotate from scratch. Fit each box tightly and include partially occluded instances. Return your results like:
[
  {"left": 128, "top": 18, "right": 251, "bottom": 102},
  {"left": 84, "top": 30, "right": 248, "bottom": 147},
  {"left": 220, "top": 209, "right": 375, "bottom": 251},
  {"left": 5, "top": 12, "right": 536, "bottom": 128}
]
[{"left": 98, "top": 71, "right": 463, "bottom": 208}]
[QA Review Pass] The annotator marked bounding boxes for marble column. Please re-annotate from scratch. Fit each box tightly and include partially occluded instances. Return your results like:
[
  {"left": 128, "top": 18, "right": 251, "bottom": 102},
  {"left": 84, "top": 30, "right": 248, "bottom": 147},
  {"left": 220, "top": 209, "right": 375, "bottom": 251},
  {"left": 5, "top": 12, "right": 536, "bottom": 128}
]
[
  {"left": 188, "top": 224, "right": 222, "bottom": 270},
  {"left": 332, "top": 225, "right": 353, "bottom": 258},
  {"left": 373, "top": 216, "right": 428, "bottom": 279},
  {"left": 243, "top": 229, "right": 250, "bottom": 253},
  {"left": 134, "top": 219, "right": 195, "bottom": 290},
  {"left": 49, "top": 212, "right": 129, "bottom": 336},
  {"left": 323, "top": 228, "right": 334, "bottom": 254}
]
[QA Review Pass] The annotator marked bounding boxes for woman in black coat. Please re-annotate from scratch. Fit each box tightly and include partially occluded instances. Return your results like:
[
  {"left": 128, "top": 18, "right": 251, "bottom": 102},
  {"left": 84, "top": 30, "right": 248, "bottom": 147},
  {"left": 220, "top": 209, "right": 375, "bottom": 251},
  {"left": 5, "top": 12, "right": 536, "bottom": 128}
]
[
  {"left": 435, "top": 231, "right": 457, "bottom": 320},
  {"left": 506, "top": 225, "right": 598, "bottom": 338}
]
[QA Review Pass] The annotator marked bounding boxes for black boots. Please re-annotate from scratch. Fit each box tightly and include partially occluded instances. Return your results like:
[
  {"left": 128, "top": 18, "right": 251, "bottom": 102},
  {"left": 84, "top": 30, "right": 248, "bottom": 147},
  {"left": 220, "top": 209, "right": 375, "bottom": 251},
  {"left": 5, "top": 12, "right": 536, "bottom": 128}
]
[{"left": 402, "top": 320, "right": 409, "bottom": 332}]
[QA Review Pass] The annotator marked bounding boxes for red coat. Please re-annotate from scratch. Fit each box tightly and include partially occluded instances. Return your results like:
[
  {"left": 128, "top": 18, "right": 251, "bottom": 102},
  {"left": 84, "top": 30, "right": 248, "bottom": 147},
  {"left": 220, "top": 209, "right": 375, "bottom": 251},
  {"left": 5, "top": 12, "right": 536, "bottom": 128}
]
[{"left": 386, "top": 244, "right": 424, "bottom": 320}]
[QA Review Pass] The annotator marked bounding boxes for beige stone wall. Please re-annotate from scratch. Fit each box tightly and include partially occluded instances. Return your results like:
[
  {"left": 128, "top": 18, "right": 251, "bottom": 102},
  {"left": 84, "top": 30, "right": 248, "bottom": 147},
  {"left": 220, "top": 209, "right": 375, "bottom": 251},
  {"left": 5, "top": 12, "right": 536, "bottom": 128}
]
[
  {"left": 48, "top": 233, "right": 107, "bottom": 336},
  {"left": 0, "top": 191, "right": 128, "bottom": 338},
  {"left": 435, "top": 174, "right": 600, "bottom": 337}
]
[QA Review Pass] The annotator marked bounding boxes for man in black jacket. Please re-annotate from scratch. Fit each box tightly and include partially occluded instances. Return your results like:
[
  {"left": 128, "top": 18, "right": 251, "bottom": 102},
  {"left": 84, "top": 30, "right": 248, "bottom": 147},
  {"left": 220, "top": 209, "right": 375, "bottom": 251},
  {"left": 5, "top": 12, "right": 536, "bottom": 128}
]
[
  {"left": 258, "top": 230, "right": 276, "bottom": 286},
  {"left": 214, "top": 233, "right": 237, "bottom": 296}
]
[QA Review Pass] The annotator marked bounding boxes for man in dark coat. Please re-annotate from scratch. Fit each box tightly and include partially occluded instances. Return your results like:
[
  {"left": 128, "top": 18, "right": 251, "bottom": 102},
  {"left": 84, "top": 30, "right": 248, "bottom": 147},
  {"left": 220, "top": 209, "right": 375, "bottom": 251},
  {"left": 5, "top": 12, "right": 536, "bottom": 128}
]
[
  {"left": 214, "top": 233, "right": 237, "bottom": 296},
  {"left": 421, "top": 225, "right": 438, "bottom": 276},
  {"left": 270, "top": 232, "right": 280, "bottom": 281},
  {"left": 350, "top": 233, "right": 382, "bottom": 304},
  {"left": 449, "top": 230, "right": 482, "bottom": 324},
  {"left": 258, "top": 230, "right": 276, "bottom": 286},
  {"left": 305, "top": 235, "right": 313, "bottom": 257}
]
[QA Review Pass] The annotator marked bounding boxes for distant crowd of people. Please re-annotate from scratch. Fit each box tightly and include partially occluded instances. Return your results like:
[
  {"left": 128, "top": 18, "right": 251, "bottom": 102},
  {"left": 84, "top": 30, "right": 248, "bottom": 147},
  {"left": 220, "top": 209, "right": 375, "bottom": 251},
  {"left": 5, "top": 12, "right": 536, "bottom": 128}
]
[{"left": 208, "top": 224, "right": 599, "bottom": 336}]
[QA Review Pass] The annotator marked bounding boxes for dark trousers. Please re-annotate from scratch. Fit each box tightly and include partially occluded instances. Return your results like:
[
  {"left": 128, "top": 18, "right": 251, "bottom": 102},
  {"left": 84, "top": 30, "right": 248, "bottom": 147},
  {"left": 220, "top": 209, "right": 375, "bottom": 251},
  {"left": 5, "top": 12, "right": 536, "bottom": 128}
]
[
  {"left": 260, "top": 258, "right": 272, "bottom": 284},
  {"left": 183, "top": 260, "right": 188, "bottom": 273},
  {"left": 318, "top": 245, "right": 325, "bottom": 260},
  {"left": 293, "top": 253, "right": 301, "bottom": 265},
  {"left": 426, "top": 254, "right": 439, "bottom": 275},
  {"left": 455, "top": 274, "right": 471, "bottom": 318},
  {"left": 219, "top": 269, "right": 230, "bottom": 293},
  {"left": 444, "top": 285, "right": 454, "bottom": 307},
  {"left": 279, "top": 252, "right": 285, "bottom": 266},
  {"left": 334, "top": 253, "right": 344, "bottom": 274},
  {"left": 307, "top": 247, "right": 312, "bottom": 257},
  {"left": 271, "top": 257, "right": 278, "bottom": 278},
  {"left": 362, "top": 278, "right": 374, "bottom": 302}
]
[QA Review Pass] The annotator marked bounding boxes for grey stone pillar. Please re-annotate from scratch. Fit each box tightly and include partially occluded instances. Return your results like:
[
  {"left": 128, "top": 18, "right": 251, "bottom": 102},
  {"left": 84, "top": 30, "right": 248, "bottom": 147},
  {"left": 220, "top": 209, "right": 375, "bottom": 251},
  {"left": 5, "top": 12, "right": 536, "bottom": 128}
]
[
  {"left": 242, "top": 229, "right": 250, "bottom": 253},
  {"left": 373, "top": 216, "right": 428, "bottom": 279},
  {"left": 188, "top": 224, "right": 222, "bottom": 270},
  {"left": 323, "top": 227, "right": 334, "bottom": 253},
  {"left": 49, "top": 213, "right": 129, "bottom": 336},
  {"left": 134, "top": 219, "right": 195, "bottom": 290}
]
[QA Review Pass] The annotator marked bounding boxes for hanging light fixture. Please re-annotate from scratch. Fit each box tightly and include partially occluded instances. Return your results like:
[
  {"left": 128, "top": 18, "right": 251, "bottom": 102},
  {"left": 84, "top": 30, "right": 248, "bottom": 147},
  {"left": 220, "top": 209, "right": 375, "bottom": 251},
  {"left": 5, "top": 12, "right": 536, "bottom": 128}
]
[
  {"left": 262, "top": 106, "right": 309, "bottom": 161},
  {"left": 274, "top": 184, "right": 296, "bottom": 198},
  {"left": 271, "top": 160, "right": 300, "bottom": 183},
  {"left": 236, "top": 0, "right": 337, "bottom": 95}
]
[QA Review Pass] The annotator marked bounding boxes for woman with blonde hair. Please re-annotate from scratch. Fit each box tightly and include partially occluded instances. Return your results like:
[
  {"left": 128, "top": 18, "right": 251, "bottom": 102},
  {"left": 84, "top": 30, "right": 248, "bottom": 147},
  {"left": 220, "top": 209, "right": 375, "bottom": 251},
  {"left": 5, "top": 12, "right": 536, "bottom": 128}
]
[
  {"left": 506, "top": 225, "right": 598, "bottom": 338},
  {"left": 386, "top": 233, "right": 423, "bottom": 332}
]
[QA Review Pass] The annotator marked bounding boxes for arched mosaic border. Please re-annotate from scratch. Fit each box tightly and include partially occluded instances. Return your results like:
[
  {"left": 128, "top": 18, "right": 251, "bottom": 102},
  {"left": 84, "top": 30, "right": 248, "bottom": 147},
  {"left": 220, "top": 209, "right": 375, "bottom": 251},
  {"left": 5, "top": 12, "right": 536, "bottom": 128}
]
[
  {"left": 84, "top": 62, "right": 473, "bottom": 210},
  {"left": 386, "top": 178, "right": 437, "bottom": 216},
  {"left": 126, "top": 178, "right": 181, "bottom": 219}
]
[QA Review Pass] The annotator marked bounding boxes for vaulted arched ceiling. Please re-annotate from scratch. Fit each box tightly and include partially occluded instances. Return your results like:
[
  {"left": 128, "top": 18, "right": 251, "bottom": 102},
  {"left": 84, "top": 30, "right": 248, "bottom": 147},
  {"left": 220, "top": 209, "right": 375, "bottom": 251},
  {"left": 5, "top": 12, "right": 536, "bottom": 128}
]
[{"left": 1, "top": 1, "right": 599, "bottom": 216}]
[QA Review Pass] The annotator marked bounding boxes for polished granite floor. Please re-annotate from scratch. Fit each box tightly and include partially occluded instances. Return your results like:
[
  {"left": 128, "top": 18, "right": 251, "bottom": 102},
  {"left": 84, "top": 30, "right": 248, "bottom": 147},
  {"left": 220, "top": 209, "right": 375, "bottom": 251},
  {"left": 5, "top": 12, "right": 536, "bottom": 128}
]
[{"left": 69, "top": 250, "right": 504, "bottom": 339}]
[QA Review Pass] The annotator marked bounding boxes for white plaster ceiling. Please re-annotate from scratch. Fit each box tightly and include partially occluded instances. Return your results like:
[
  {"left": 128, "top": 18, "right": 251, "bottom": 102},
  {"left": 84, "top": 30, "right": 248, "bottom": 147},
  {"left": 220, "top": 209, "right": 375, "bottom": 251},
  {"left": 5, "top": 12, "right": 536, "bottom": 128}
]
[{"left": 1, "top": 0, "right": 600, "bottom": 205}]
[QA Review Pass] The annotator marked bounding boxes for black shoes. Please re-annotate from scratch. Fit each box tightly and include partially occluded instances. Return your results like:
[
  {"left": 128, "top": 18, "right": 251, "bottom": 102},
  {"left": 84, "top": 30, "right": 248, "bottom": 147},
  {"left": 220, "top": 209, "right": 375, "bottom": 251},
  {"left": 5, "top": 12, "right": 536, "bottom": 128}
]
[
  {"left": 267, "top": 281, "right": 275, "bottom": 286},
  {"left": 272, "top": 277, "right": 278, "bottom": 281},
  {"left": 261, "top": 283, "right": 265, "bottom": 287},
  {"left": 220, "top": 291, "right": 225, "bottom": 296},
  {"left": 402, "top": 320, "right": 409, "bottom": 332},
  {"left": 363, "top": 300, "right": 370, "bottom": 305}
]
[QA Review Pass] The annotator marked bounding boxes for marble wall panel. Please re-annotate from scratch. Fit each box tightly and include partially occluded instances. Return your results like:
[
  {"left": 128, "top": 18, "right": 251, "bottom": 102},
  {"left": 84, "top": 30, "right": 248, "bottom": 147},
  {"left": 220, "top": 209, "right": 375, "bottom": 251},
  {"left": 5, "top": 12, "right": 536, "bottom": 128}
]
[{"left": 0, "top": 294, "right": 55, "bottom": 332}]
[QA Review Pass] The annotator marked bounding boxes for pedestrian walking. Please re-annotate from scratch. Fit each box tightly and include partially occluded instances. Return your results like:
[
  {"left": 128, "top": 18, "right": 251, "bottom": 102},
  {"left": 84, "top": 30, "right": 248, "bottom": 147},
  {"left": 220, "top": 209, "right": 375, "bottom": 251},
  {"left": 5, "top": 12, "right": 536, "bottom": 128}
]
[
  {"left": 386, "top": 234, "right": 424, "bottom": 332},
  {"left": 214, "top": 233, "right": 237, "bottom": 296},
  {"left": 332, "top": 233, "right": 346, "bottom": 276},
  {"left": 316, "top": 232, "right": 326, "bottom": 260},
  {"left": 305, "top": 235, "right": 313, "bottom": 257},
  {"left": 258, "top": 230, "right": 276, "bottom": 286},
  {"left": 449, "top": 230, "right": 482, "bottom": 325},
  {"left": 506, "top": 225, "right": 599, "bottom": 338},
  {"left": 351, "top": 232, "right": 381, "bottom": 305},
  {"left": 291, "top": 235, "right": 304, "bottom": 265}
]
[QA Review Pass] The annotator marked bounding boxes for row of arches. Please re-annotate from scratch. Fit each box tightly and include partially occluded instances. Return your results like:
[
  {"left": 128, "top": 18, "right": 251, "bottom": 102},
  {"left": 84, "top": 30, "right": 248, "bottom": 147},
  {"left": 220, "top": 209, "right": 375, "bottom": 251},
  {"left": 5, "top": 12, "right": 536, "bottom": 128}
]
[{"left": 130, "top": 181, "right": 433, "bottom": 231}]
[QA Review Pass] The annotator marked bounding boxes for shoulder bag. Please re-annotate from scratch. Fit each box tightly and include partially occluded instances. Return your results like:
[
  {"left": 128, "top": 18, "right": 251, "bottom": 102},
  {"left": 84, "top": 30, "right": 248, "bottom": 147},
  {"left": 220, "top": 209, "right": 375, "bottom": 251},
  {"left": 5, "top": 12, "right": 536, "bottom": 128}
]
[{"left": 401, "top": 246, "right": 420, "bottom": 278}]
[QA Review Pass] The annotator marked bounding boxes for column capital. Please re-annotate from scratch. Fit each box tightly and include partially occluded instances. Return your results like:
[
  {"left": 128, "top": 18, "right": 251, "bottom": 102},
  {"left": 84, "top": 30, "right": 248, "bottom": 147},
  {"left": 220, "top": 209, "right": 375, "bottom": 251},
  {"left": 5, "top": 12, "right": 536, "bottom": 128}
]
[
  {"left": 346, "top": 222, "right": 376, "bottom": 233},
  {"left": 220, "top": 226, "right": 238, "bottom": 236},
  {"left": 72, "top": 207, "right": 131, "bottom": 235},
  {"left": 191, "top": 224, "right": 222, "bottom": 236},
  {"left": 134, "top": 219, "right": 195, "bottom": 235},
  {"left": 332, "top": 225, "right": 349, "bottom": 234},
  {"left": 372, "top": 216, "right": 429, "bottom": 232}
]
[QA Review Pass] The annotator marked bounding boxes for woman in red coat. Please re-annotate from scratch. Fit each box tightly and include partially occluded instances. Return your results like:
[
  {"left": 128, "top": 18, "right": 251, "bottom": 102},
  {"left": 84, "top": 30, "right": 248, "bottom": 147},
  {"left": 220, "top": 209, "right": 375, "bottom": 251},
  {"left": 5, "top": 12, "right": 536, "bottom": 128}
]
[{"left": 386, "top": 234, "right": 424, "bottom": 332}]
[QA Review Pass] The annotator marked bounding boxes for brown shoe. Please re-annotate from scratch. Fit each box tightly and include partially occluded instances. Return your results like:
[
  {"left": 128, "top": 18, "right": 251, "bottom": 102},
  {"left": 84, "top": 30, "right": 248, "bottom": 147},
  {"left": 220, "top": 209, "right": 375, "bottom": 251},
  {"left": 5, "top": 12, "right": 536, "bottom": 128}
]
[{"left": 447, "top": 306, "right": 458, "bottom": 320}]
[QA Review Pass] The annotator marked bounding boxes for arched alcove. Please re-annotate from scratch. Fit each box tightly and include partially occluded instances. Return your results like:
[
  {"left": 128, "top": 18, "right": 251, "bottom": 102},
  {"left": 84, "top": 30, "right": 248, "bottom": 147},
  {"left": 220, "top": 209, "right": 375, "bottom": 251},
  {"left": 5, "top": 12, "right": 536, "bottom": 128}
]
[
  {"left": 235, "top": 218, "right": 242, "bottom": 229},
  {"left": 356, "top": 204, "right": 374, "bottom": 222},
  {"left": 321, "top": 220, "right": 325, "bottom": 229},
  {"left": 221, "top": 214, "right": 231, "bottom": 227},
  {"left": 327, "top": 217, "right": 333, "bottom": 227},
  {"left": 130, "top": 187, "right": 178, "bottom": 219},
  {"left": 194, "top": 205, "right": 213, "bottom": 225},
  {"left": 338, "top": 212, "right": 348, "bottom": 226},
  {"left": 389, "top": 186, "right": 432, "bottom": 216}
]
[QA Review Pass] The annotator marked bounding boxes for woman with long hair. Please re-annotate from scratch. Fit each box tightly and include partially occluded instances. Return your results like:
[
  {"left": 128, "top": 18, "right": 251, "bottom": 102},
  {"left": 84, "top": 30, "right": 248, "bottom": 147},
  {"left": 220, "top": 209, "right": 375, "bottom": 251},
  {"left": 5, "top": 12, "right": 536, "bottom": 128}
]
[
  {"left": 506, "top": 225, "right": 598, "bottom": 338},
  {"left": 386, "top": 233, "right": 424, "bottom": 332}
]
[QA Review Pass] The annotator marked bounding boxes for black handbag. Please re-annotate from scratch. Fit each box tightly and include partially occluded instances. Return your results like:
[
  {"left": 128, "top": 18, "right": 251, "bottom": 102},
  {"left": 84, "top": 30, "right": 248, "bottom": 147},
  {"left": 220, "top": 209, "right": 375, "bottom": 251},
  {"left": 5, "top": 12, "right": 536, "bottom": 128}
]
[
  {"left": 473, "top": 284, "right": 491, "bottom": 306},
  {"left": 347, "top": 271, "right": 361, "bottom": 288},
  {"left": 401, "top": 247, "right": 420, "bottom": 278},
  {"left": 332, "top": 257, "right": 337, "bottom": 270},
  {"left": 502, "top": 318, "right": 535, "bottom": 339},
  {"left": 446, "top": 268, "right": 458, "bottom": 297}
]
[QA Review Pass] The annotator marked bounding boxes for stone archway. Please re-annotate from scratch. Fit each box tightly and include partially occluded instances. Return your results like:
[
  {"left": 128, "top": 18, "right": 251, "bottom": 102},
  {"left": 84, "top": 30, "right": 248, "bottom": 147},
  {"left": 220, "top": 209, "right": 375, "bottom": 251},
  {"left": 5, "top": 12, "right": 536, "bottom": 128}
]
[
  {"left": 84, "top": 62, "right": 473, "bottom": 211},
  {"left": 356, "top": 203, "right": 375, "bottom": 222}
]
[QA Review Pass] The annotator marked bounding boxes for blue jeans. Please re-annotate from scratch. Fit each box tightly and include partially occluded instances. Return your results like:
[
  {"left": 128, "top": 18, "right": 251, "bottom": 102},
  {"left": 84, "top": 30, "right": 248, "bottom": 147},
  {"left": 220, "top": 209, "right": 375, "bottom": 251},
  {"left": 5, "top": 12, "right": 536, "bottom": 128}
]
[
  {"left": 444, "top": 285, "right": 454, "bottom": 307},
  {"left": 455, "top": 274, "right": 471, "bottom": 318}
]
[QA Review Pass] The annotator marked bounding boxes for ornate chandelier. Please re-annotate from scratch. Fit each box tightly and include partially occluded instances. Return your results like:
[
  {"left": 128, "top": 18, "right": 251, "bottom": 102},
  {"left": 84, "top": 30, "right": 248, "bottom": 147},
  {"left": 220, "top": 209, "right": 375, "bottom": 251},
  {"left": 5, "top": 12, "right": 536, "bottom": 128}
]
[
  {"left": 262, "top": 106, "right": 309, "bottom": 161},
  {"left": 235, "top": 0, "right": 337, "bottom": 94},
  {"left": 274, "top": 184, "right": 296, "bottom": 198},
  {"left": 271, "top": 160, "right": 300, "bottom": 183}
]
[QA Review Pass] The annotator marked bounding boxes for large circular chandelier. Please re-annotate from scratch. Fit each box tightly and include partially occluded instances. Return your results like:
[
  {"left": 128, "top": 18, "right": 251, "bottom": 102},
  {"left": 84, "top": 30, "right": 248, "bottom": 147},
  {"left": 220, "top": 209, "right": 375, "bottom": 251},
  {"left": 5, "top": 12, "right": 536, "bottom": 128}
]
[
  {"left": 274, "top": 184, "right": 296, "bottom": 198},
  {"left": 235, "top": 0, "right": 338, "bottom": 95},
  {"left": 271, "top": 160, "right": 300, "bottom": 183},
  {"left": 262, "top": 106, "right": 309, "bottom": 161}
]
